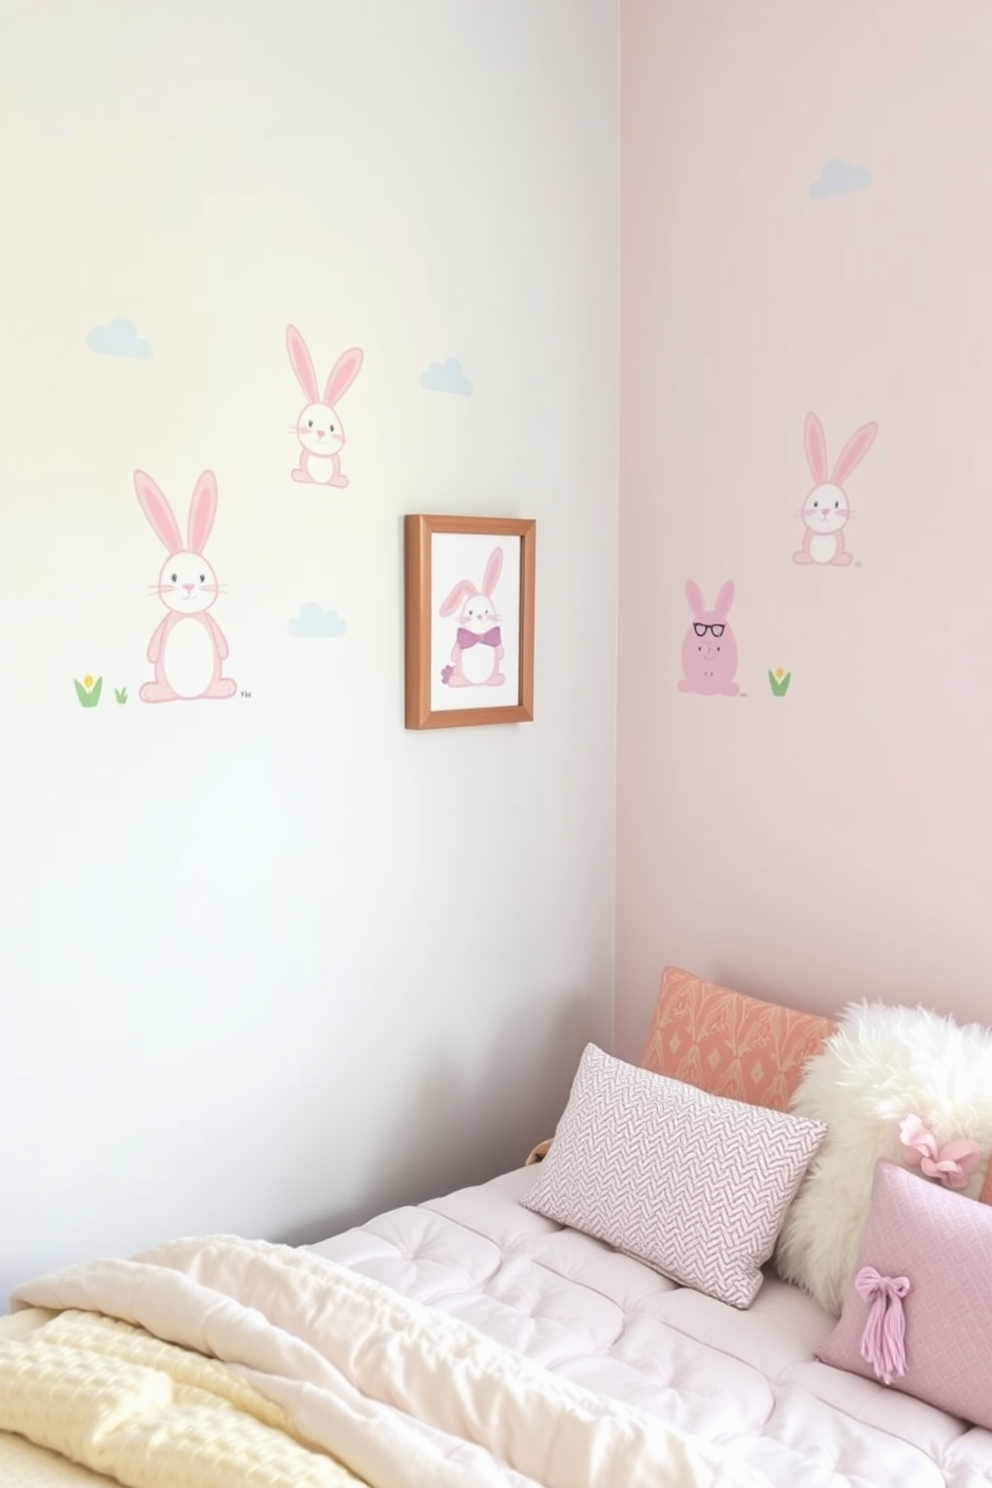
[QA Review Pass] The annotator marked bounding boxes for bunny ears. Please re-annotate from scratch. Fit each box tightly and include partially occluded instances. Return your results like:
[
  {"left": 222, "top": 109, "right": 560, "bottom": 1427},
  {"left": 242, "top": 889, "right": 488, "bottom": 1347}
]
[
  {"left": 439, "top": 547, "right": 504, "bottom": 617},
  {"left": 686, "top": 579, "right": 734, "bottom": 619},
  {"left": 286, "top": 324, "right": 364, "bottom": 408},
  {"left": 134, "top": 469, "right": 218, "bottom": 554},
  {"left": 804, "top": 412, "right": 878, "bottom": 487}
]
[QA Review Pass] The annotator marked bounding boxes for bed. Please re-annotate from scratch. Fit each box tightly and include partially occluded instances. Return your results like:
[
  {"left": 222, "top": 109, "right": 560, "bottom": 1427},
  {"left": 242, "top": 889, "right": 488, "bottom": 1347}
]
[{"left": 4, "top": 967, "right": 992, "bottom": 1488}]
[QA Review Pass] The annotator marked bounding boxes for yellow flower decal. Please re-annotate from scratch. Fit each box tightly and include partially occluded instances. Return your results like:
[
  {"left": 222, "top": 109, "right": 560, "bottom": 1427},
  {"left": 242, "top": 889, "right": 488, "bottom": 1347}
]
[{"left": 74, "top": 674, "right": 104, "bottom": 708}]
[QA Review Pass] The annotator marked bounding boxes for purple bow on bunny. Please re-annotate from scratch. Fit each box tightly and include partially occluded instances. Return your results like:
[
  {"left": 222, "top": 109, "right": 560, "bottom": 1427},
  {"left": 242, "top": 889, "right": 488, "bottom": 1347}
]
[{"left": 457, "top": 626, "right": 501, "bottom": 650}]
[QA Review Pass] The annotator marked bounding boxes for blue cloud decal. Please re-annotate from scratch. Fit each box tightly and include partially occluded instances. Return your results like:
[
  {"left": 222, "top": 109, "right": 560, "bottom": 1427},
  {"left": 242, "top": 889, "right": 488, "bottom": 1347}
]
[
  {"left": 85, "top": 318, "right": 153, "bottom": 359},
  {"left": 288, "top": 602, "right": 347, "bottom": 638},
  {"left": 420, "top": 357, "right": 473, "bottom": 396},
  {"left": 809, "top": 160, "right": 872, "bottom": 200}
]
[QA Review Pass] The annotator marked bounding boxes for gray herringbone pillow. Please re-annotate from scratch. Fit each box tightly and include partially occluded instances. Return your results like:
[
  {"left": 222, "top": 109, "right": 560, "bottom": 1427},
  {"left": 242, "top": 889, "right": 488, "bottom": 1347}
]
[{"left": 523, "top": 1043, "right": 826, "bottom": 1308}]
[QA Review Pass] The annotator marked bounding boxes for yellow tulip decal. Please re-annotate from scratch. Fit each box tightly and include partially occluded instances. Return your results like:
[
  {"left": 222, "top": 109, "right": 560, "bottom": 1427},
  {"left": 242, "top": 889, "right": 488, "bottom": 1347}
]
[
  {"left": 73, "top": 674, "right": 104, "bottom": 708},
  {"left": 768, "top": 667, "right": 792, "bottom": 697}
]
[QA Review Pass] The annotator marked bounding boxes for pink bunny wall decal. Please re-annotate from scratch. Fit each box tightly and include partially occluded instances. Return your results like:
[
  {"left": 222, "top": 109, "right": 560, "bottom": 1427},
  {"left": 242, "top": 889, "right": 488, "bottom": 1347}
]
[
  {"left": 794, "top": 412, "right": 878, "bottom": 567},
  {"left": 134, "top": 469, "right": 236, "bottom": 703},
  {"left": 678, "top": 580, "right": 740, "bottom": 696},
  {"left": 286, "top": 324, "right": 364, "bottom": 488}
]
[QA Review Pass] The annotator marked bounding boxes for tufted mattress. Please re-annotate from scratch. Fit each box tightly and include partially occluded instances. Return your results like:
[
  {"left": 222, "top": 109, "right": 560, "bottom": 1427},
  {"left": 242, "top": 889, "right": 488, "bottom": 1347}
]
[
  {"left": 4, "top": 1164, "right": 992, "bottom": 1488},
  {"left": 309, "top": 1166, "right": 992, "bottom": 1488}
]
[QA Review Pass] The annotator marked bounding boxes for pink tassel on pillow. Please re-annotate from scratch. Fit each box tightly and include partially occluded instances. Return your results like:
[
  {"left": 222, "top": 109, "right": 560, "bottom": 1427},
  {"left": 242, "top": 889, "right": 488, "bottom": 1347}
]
[
  {"left": 899, "top": 1115, "right": 981, "bottom": 1190},
  {"left": 855, "top": 1266, "right": 910, "bottom": 1385}
]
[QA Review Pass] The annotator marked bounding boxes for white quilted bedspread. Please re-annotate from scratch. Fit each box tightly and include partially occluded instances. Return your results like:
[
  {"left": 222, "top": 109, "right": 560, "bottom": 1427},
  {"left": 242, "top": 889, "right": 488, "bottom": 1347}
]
[{"left": 309, "top": 1167, "right": 992, "bottom": 1488}]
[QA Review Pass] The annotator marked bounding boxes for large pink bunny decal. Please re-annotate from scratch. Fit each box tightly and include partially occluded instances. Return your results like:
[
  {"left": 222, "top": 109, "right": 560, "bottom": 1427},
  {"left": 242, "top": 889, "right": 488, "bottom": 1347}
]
[
  {"left": 439, "top": 546, "right": 506, "bottom": 689},
  {"left": 134, "top": 469, "right": 237, "bottom": 703},
  {"left": 678, "top": 580, "right": 739, "bottom": 696},
  {"left": 286, "top": 324, "right": 364, "bottom": 488},
  {"left": 794, "top": 412, "right": 878, "bottom": 566}
]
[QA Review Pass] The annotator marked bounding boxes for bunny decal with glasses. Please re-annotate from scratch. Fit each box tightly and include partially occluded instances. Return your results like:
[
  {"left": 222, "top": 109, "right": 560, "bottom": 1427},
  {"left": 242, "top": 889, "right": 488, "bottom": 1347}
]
[{"left": 678, "top": 580, "right": 739, "bottom": 697}]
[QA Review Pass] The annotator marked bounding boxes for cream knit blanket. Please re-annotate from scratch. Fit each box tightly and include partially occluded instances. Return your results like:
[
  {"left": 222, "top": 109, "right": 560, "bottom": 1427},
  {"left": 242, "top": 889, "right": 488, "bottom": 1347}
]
[{"left": 0, "top": 1308, "right": 362, "bottom": 1487}]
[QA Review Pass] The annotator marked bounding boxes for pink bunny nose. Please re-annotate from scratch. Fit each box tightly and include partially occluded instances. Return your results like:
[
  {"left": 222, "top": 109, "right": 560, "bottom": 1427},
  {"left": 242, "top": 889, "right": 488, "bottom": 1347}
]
[
  {"left": 316, "top": 429, "right": 325, "bottom": 439},
  {"left": 183, "top": 583, "right": 195, "bottom": 595}
]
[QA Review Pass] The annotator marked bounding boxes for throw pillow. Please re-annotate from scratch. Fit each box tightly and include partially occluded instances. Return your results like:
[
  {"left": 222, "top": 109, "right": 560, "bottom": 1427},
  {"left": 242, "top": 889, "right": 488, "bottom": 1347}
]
[
  {"left": 640, "top": 966, "right": 836, "bottom": 1112},
  {"left": 522, "top": 1043, "right": 826, "bottom": 1309},
  {"left": 818, "top": 1159, "right": 992, "bottom": 1430},
  {"left": 776, "top": 1001, "right": 992, "bottom": 1315}
]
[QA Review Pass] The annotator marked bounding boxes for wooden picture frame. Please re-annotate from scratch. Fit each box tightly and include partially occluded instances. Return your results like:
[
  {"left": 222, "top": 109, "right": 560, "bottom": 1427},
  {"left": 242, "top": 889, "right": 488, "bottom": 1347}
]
[{"left": 404, "top": 514, "right": 536, "bottom": 730}]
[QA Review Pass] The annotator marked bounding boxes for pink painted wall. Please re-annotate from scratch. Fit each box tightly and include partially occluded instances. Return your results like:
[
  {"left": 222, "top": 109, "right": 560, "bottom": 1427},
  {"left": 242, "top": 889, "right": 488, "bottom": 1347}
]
[{"left": 616, "top": 0, "right": 992, "bottom": 1055}]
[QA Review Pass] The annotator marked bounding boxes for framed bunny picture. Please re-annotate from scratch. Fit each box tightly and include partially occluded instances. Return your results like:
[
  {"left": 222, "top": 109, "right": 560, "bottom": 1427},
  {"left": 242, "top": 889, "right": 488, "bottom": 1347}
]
[{"left": 404, "top": 514, "right": 536, "bottom": 730}]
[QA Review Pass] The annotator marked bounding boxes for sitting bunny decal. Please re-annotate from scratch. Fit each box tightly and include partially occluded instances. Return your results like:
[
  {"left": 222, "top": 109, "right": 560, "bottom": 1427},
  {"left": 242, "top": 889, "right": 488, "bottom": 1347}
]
[
  {"left": 439, "top": 547, "right": 506, "bottom": 688},
  {"left": 134, "top": 468, "right": 237, "bottom": 703},
  {"left": 794, "top": 412, "right": 878, "bottom": 566},
  {"left": 678, "top": 580, "right": 739, "bottom": 696},
  {"left": 286, "top": 324, "right": 364, "bottom": 488}
]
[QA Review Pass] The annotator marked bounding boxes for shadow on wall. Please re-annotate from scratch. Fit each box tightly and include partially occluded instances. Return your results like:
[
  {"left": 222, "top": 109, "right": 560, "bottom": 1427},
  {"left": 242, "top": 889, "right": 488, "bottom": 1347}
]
[{"left": 275, "top": 989, "right": 597, "bottom": 1246}]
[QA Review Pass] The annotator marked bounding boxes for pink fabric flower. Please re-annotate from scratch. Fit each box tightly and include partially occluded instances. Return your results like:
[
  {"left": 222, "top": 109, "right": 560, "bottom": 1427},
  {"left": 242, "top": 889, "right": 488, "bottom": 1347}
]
[
  {"left": 899, "top": 1115, "right": 981, "bottom": 1190},
  {"left": 855, "top": 1265, "right": 910, "bottom": 1385}
]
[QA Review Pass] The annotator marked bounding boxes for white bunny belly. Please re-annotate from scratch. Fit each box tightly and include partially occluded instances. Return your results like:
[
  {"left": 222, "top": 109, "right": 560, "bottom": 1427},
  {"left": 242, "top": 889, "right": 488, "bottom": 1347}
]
[
  {"left": 163, "top": 617, "right": 216, "bottom": 699},
  {"left": 306, "top": 453, "right": 337, "bottom": 485},
  {"left": 461, "top": 640, "right": 497, "bottom": 685},
  {"left": 808, "top": 532, "right": 839, "bottom": 564}
]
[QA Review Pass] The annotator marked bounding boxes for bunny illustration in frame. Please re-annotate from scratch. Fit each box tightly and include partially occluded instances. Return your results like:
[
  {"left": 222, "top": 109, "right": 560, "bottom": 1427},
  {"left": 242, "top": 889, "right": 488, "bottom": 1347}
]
[
  {"left": 438, "top": 545, "right": 506, "bottom": 690},
  {"left": 285, "top": 324, "right": 364, "bottom": 488},
  {"left": 404, "top": 515, "right": 536, "bottom": 730},
  {"left": 134, "top": 468, "right": 237, "bottom": 703}
]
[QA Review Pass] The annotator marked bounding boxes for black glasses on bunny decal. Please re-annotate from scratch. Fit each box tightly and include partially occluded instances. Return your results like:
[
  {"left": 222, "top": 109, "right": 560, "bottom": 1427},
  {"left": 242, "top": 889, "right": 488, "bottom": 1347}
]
[{"left": 693, "top": 622, "right": 726, "bottom": 638}]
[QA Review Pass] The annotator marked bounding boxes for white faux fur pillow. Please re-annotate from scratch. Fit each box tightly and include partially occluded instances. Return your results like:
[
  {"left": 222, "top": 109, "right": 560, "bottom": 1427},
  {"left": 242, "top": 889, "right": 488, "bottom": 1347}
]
[{"left": 776, "top": 1001, "right": 992, "bottom": 1315}]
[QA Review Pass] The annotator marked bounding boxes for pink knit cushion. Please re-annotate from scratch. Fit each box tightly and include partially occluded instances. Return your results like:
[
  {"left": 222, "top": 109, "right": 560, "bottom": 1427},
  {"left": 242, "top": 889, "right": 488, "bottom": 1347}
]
[
  {"left": 522, "top": 1043, "right": 826, "bottom": 1309},
  {"left": 640, "top": 967, "right": 836, "bottom": 1113},
  {"left": 818, "top": 1159, "right": 992, "bottom": 1429}
]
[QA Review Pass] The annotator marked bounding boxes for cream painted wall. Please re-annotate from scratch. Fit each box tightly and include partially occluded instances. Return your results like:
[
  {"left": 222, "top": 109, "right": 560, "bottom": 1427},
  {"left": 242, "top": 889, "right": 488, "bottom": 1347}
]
[
  {"left": 617, "top": 0, "right": 992, "bottom": 1052},
  {"left": 0, "top": 0, "right": 618, "bottom": 1303}
]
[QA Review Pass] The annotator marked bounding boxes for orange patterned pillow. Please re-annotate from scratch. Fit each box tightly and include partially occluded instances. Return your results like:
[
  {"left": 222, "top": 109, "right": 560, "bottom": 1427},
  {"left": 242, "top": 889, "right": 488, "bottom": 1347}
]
[
  {"left": 640, "top": 966, "right": 837, "bottom": 1113},
  {"left": 981, "top": 1160, "right": 992, "bottom": 1207}
]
